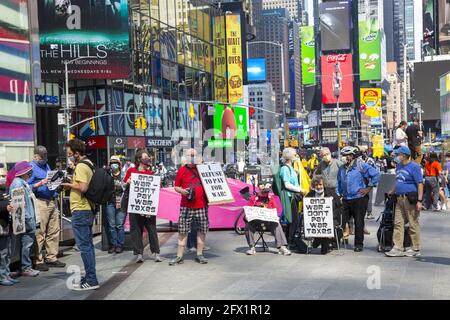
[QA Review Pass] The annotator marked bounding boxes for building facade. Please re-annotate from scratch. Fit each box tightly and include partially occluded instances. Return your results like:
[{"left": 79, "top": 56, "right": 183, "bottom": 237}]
[
  {"left": 247, "top": 82, "right": 276, "bottom": 130},
  {"left": 262, "top": 0, "right": 300, "bottom": 21},
  {"left": 386, "top": 62, "right": 404, "bottom": 129}
]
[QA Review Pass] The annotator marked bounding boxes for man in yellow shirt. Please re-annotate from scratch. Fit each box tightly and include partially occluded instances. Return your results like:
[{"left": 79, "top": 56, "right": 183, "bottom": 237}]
[{"left": 61, "top": 139, "right": 97, "bottom": 291}]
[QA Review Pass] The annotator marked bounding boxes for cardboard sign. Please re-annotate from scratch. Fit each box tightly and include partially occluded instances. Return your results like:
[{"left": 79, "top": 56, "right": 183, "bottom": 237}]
[
  {"left": 11, "top": 187, "right": 26, "bottom": 235},
  {"left": 47, "top": 170, "right": 66, "bottom": 191},
  {"left": 127, "top": 173, "right": 160, "bottom": 216},
  {"left": 303, "top": 197, "right": 334, "bottom": 238},
  {"left": 197, "top": 163, "right": 234, "bottom": 205},
  {"left": 243, "top": 206, "right": 279, "bottom": 223}
]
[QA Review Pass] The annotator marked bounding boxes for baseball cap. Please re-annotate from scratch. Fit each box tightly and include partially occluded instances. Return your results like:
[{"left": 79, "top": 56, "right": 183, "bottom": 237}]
[{"left": 394, "top": 146, "right": 411, "bottom": 156}]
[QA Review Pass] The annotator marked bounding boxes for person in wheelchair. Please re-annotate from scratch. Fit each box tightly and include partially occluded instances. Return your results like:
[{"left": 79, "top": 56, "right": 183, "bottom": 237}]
[
  {"left": 245, "top": 183, "right": 291, "bottom": 256},
  {"left": 305, "top": 175, "right": 343, "bottom": 254}
]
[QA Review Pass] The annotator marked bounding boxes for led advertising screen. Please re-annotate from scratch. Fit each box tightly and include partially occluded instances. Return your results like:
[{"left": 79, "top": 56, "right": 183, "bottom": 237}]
[
  {"left": 300, "top": 26, "right": 316, "bottom": 85},
  {"left": 321, "top": 54, "right": 354, "bottom": 104},
  {"left": 226, "top": 15, "right": 243, "bottom": 104},
  {"left": 38, "top": 0, "right": 131, "bottom": 80},
  {"left": 247, "top": 58, "right": 266, "bottom": 82},
  {"left": 423, "top": 0, "right": 437, "bottom": 56},
  {"left": 360, "top": 88, "right": 382, "bottom": 118},
  {"left": 440, "top": 73, "right": 450, "bottom": 136},
  {"left": 438, "top": 0, "right": 450, "bottom": 55},
  {"left": 208, "top": 104, "right": 248, "bottom": 148},
  {"left": 359, "top": 20, "right": 381, "bottom": 81},
  {"left": 320, "top": 1, "right": 351, "bottom": 52}
]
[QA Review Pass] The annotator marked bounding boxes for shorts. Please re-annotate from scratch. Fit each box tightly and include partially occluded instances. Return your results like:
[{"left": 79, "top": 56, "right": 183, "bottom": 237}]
[
  {"left": 439, "top": 175, "right": 447, "bottom": 189},
  {"left": 178, "top": 207, "right": 209, "bottom": 234}
]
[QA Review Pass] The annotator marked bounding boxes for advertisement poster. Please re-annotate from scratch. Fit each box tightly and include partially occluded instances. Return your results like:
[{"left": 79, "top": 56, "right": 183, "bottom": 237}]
[
  {"left": 439, "top": 0, "right": 450, "bottom": 54},
  {"left": 320, "top": 0, "right": 351, "bottom": 51},
  {"left": 0, "top": 0, "right": 33, "bottom": 120},
  {"left": 372, "top": 135, "right": 384, "bottom": 158},
  {"left": 211, "top": 104, "right": 248, "bottom": 144},
  {"left": 300, "top": 26, "right": 316, "bottom": 85},
  {"left": 321, "top": 54, "right": 354, "bottom": 104},
  {"left": 226, "top": 15, "right": 243, "bottom": 104},
  {"left": 360, "top": 88, "right": 382, "bottom": 118},
  {"left": 247, "top": 58, "right": 266, "bottom": 82},
  {"left": 359, "top": 20, "right": 381, "bottom": 81},
  {"left": 440, "top": 73, "right": 450, "bottom": 136},
  {"left": 38, "top": 0, "right": 130, "bottom": 80},
  {"left": 423, "top": 0, "right": 437, "bottom": 56}
]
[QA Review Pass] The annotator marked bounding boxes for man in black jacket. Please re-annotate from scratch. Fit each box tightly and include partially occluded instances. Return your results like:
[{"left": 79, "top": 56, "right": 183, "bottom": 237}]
[{"left": 305, "top": 175, "right": 342, "bottom": 254}]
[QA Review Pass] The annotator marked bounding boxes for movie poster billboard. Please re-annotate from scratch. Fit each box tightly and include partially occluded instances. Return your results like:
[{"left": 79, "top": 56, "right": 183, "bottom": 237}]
[
  {"left": 300, "top": 26, "right": 316, "bottom": 85},
  {"left": 320, "top": 0, "right": 351, "bottom": 51},
  {"left": 225, "top": 15, "right": 243, "bottom": 104},
  {"left": 321, "top": 54, "right": 354, "bottom": 104},
  {"left": 359, "top": 20, "right": 381, "bottom": 81},
  {"left": 38, "top": 0, "right": 131, "bottom": 80},
  {"left": 213, "top": 16, "right": 227, "bottom": 102}
]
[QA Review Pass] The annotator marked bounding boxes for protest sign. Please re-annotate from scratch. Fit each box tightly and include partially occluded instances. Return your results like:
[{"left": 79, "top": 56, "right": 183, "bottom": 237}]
[
  {"left": 11, "top": 187, "right": 26, "bottom": 235},
  {"left": 47, "top": 170, "right": 66, "bottom": 191},
  {"left": 127, "top": 173, "right": 161, "bottom": 216},
  {"left": 303, "top": 197, "right": 334, "bottom": 238},
  {"left": 197, "top": 163, "right": 234, "bottom": 205},
  {"left": 243, "top": 206, "right": 279, "bottom": 223}
]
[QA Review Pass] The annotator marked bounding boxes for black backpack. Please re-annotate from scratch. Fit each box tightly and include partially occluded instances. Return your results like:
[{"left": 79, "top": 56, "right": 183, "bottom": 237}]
[{"left": 79, "top": 160, "right": 115, "bottom": 205}]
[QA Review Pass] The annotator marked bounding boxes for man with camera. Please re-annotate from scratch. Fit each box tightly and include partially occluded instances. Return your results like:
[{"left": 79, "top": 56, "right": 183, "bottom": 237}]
[
  {"left": 170, "top": 149, "right": 209, "bottom": 265},
  {"left": 28, "top": 146, "right": 66, "bottom": 272}
]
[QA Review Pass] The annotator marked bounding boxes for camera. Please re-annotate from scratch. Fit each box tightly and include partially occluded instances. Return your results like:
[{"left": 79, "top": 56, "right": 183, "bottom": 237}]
[{"left": 186, "top": 187, "right": 195, "bottom": 202}]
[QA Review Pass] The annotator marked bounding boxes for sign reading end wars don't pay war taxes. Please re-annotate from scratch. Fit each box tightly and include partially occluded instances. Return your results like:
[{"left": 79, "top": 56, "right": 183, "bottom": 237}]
[
  {"left": 127, "top": 173, "right": 161, "bottom": 216},
  {"left": 303, "top": 197, "right": 334, "bottom": 238}
]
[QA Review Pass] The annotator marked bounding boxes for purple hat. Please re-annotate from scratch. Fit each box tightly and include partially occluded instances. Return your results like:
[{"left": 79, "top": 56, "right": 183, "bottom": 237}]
[{"left": 14, "top": 161, "right": 32, "bottom": 177}]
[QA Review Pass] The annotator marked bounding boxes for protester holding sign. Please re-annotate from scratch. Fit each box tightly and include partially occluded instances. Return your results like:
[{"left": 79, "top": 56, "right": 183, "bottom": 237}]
[
  {"left": 244, "top": 183, "right": 291, "bottom": 256},
  {"left": 305, "top": 175, "right": 342, "bottom": 255},
  {"left": 124, "top": 149, "right": 162, "bottom": 264},
  {"left": 170, "top": 149, "right": 209, "bottom": 265},
  {"left": 9, "top": 161, "right": 40, "bottom": 277},
  {"left": 28, "top": 146, "right": 65, "bottom": 272}
]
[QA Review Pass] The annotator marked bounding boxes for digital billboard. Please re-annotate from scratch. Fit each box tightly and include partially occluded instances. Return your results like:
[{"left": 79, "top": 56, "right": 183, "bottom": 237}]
[
  {"left": 321, "top": 54, "right": 354, "bottom": 104},
  {"left": 300, "top": 26, "right": 316, "bottom": 85},
  {"left": 247, "top": 58, "right": 266, "bottom": 82},
  {"left": 226, "top": 15, "right": 243, "bottom": 104},
  {"left": 38, "top": 0, "right": 131, "bottom": 80},
  {"left": 359, "top": 20, "right": 381, "bottom": 81},
  {"left": 438, "top": 0, "right": 450, "bottom": 55},
  {"left": 208, "top": 104, "right": 248, "bottom": 148},
  {"left": 360, "top": 88, "right": 382, "bottom": 118},
  {"left": 320, "top": 1, "right": 351, "bottom": 52},
  {"left": 440, "top": 72, "right": 450, "bottom": 136},
  {"left": 423, "top": 0, "right": 437, "bottom": 56}
]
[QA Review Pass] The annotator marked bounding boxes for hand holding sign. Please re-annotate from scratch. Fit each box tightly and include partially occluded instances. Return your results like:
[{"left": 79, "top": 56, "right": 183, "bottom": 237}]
[
  {"left": 303, "top": 197, "right": 334, "bottom": 238},
  {"left": 244, "top": 206, "right": 279, "bottom": 223},
  {"left": 127, "top": 173, "right": 161, "bottom": 216},
  {"left": 197, "top": 163, "right": 234, "bottom": 205}
]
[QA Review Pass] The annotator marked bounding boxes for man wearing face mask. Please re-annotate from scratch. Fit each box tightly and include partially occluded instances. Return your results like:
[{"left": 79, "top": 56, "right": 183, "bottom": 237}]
[
  {"left": 28, "top": 146, "right": 66, "bottom": 271},
  {"left": 315, "top": 147, "right": 343, "bottom": 195},
  {"left": 337, "top": 146, "right": 380, "bottom": 252}
]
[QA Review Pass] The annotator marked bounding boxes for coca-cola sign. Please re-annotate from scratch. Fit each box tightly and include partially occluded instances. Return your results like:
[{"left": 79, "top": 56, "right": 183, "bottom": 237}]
[{"left": 326, "top": 54, "right": 348, "bottom": 63}]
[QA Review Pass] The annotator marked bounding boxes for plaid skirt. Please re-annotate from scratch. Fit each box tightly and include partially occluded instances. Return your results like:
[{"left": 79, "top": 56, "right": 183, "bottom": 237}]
[{"left": 178, "top": 207, "right": 209, "bottom": 234}]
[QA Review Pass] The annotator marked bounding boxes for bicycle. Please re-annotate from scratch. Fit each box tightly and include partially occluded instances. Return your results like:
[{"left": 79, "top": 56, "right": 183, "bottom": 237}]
[{"left": 234, "top": 176, "right": 257, "bottom": 235}]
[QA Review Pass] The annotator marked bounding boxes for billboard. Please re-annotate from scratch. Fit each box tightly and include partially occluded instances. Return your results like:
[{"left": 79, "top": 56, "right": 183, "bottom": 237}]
[
  {"left": 320, "top": 1, "right": 351, "bottom": 51},
  {"left": 38, "top": 0, "right": 131, "bottom": 80},
  {"left": 213, "top": 16, "right": 227, "bottom": 102},
  {"left": 208, "top": 104, "right": 248, "bottom": 148},
  {"left": 321, "top": 54, "right": 354, "bottom": 104},
  {"left": 247, "top": 58, "right": 266, "bottom": 82},
  {"left": 0, "top": 0, "right": 33, "bottom": 120},
  {"left": 226, "top": 15, "right": 243, "bottom": 104},
  {"left": 359, "top": 20, "right": 381, "bottom": 81},
  {"left": 360, "top": 88, "right": 382, "bottom": 118},
  {"left": 440, "top": 73, "right": 450, "bottom": 135},
  {"left": 438, "top": 0, "right": 450, "bottom": 55},
  {"left": 423, "top": 0, "right": 437, "bottom": 56},
  {"left": 300, "top": 26, "right": 316, "bottom": 85}
]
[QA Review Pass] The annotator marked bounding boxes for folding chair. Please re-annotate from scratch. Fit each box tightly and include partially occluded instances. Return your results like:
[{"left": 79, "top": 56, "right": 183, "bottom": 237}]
[{"left": 254, "top": 222, "right": 269, "bottom": 252}]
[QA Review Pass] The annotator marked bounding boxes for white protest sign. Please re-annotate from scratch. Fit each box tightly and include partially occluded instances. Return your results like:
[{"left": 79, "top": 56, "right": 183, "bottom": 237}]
[
  {"left": 303, "top": 197, "right": 334, "bottom": 238},
  {"left": 127, "top": 173, "right": 161, "bottom": 216},
  {"left": 47, "top": 170, "right": 66, "bottom": 191},
  {"left": 11, "top": 187, "right": 26, "bottom": 235},
  {"left": 196, "top": 163, "right": 234, "bottom": 205},
  {"left": 243, "top": 206, "right": 279, "bottom": 223}
]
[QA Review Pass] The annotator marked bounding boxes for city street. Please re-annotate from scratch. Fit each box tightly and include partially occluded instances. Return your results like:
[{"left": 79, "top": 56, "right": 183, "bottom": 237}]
[{"left": 2, "top": 205, "right": 450, "bottom": 300}]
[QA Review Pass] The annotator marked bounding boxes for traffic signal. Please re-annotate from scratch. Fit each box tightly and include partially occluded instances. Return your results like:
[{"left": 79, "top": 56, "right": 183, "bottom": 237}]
[
  {"left": 249, "top": 107, "right": 255, "bottom": 118},
  {"left": 89, "top": 119, "right": 96, "bottom": 130},
  {"left": 141, "top": 117, "right": 147, "bottom": 129},
  {"left": 135, "top": 117, "right": 141, "bottom": 129},
  {"left": 69, "top": 133, "right": 75, "bottom": 140}
]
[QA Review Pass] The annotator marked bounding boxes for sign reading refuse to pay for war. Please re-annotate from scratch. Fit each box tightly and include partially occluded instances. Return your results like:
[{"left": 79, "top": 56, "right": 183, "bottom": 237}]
[
  {"left": 303, "top": 197, "right": 334, "bottom": 238},
  {"left": 197, "top": 163, "right": 234, "bottom": 205},
  {"left": 127, "top": 173, "right": 161, "bottom": 216}
]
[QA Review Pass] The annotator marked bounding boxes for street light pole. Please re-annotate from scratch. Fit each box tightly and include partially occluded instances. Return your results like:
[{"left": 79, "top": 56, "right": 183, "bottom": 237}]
[{"left": 334, "top": 63, "right": 342, "bottom": 160}]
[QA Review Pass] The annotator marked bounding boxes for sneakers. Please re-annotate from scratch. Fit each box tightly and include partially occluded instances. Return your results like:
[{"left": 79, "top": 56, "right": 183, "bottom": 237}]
[
  {"left": 34, "top": 263, "right": 49, "bottom": 272},
  {"left": 0, "top": 278, "right": 15, "bottom": 286},
  {"left": 278, "top": 246, "right": 292, "bottom": 256},
  {"left": 46, "top": 260, "right": 66, "bottom": 268},
  {"left": 186, "top": 247, "right": 196, "bottom": 253},
  {"left": 385, "top": 247, "right": 405, "bottom": 257},
  {"left": 366, "top": 212, "right": 375, "bottom": 220},
  {"left": 115, "top": 246, "right": 123, "bottom": 254},
  {"left": 152, "top": 253, "right": 164, "bottom": 262},
  {"left": 108, "top": 247, "right": 115, "bottom": 254},
  {"left": 203, "top": 246, "right": 211, "bottom": 251},
  {"left": 6, "top": 276, "right": 19, "bottom": 284},
  {"left": 246, "top": 247, "right": 256, "bottom": 255},
  {"left": 168, "top": 256, "right": 184, "bottom": 266},
  {"left": 433, "top": 204, "right": 442, "bottom": 212},
  {"left": 354, "top": 247, "right": 363, "bottom": 252},
  {"left": 363, "top": 228, "right": 370, "bottom": 235},
  {"left": 195, "top": 255, "right": 208, "bottom": 264},
  {"left": 21, "top": 269, "right": 40, "bottom": 277},
  {"left": 72, "top": 281, "right": 99, "bottom": 291},
  {"left": 404, "top": 248, "right": 421, "bottom": 257},
  {"left": 442, "top": 204, "right": 447, "bottom": 211},
  {"left": 136, "top": 254, "right": 144, "bottom": 263}
]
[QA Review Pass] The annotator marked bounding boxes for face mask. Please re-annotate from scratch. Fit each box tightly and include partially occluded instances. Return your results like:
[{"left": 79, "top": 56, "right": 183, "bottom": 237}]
[
  {"left": 394, "top": 156, "right": 401, "bottom": 164},
  {"left": 189, "top": 156, "right": 196, "bottom": 164},
  {"left": 111, "top": 163, "right": 120, "bottom": 171},
  {"left": 37, "top": 159, "right": 47, "bottom": 167},
  {"left": 140, "top": 158, "right": 149, "bottom": 166},
  {"left": 68, "top": 156, "right": 75, "bottom": 163},
  {"left": 314, "top": 188, "right": 324, "bottom": 195},
  {"left": 0, "top": 178, "right": 6, "bottom": 186}
]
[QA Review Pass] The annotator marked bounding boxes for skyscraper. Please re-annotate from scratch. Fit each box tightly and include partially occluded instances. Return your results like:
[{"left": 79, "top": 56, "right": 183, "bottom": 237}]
[
  {"left": 262, "top": 0, "right": 300, "bottom": 21},
  {"left": 384, "top": 0, "right": 406, "bottom": 79},
  {"left": 404, "top": 0, "right": 423, "bottom": 61}
]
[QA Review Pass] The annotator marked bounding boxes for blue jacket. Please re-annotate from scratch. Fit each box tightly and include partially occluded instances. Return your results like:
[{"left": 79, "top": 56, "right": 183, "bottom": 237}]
[
  {"left": 9, "top": 177, "right": 36, "bottom": 232},
  {"left": 337, "top": 159, "right": 380, "bottom": 200},
  {"left": 28, "top": 160, "right": 58, "bottom": 200}
]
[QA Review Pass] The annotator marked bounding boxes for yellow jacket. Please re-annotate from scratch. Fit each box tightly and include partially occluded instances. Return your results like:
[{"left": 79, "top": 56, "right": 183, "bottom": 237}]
[{"left": 293, "top": 158, "right": 311, "bottom": 194}]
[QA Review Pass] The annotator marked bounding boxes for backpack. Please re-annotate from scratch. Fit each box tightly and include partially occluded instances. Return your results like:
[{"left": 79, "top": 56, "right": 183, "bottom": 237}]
[
  {"left": 79, "top": 160, "right": 115, "bottom": 205},
  {"left": 271, "top": 165, "right": 287, "bottom": 196}
]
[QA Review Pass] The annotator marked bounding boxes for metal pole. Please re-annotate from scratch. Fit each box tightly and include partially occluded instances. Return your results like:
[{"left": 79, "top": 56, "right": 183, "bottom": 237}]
[
  {"left": 65, "top": 61, "right": 70, "bottom": 142},
  {"left": 403, "top": 44, "right": 408, "bottom": 121},
  {"left": 280, "top": 44, "right": 288, "bottom": 144},
  {"left": 337, "top": 97, "right": 341, "bottom": 160}
]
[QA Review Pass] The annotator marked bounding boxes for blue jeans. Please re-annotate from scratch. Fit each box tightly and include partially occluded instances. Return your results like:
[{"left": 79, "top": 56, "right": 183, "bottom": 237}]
[
  {"left": 0, "top": 235, "right": 12, "bottom": 280},
  {"left": 72, "top": 211, "right": 98, "bottom": 285},
  {"left": 105, "top": 203, "right": 125, "bottom": 248},
  {"left": 187, "top": 222, "right": 198, "bottom": 249},
  {"left": 20, "top": 230, "right": 35, "bottom": 272}
]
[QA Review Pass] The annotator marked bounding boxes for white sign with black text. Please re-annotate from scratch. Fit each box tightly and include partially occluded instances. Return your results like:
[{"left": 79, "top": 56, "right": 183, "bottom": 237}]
[
  {"left": 11, "top": 187, "right": 26, "bottom": 235},
  {"left": 127, "top": 173, "right": 161, "bottom": 216},
  {"left": 197, "top": 163, "right": 234, "bottom": 205},
  {"left": 46, "top": 170, "right": 66, "bottom": 191},
  {"left": 243, "top": 206, "right": 279, "bottom": 223},
  {"left": 303, "top": 197, "right": 334, "bottom": 238}
]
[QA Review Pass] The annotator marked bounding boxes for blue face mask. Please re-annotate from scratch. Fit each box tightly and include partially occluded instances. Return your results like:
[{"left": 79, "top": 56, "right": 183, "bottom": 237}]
[
  {"left": 111, "top": 163, "right": 120, "bottom": 171},
  {"left": 394, "top": 156, "right": 401, "bottom": 164},
  {"left": 37, "top": 159, "right": 47, "bottom": 167}
]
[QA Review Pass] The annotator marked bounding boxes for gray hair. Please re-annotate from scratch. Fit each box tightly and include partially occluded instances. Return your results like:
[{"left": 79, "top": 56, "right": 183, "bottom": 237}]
[
  {"left": 34, "top": 145, "right": 48, "bottom": 159},
  {"left": 282, "top": 148, "right": 297, "bottom": 161},
  {"left": 311, "top": 175, "right": 324, "bottom": 187},
  {"left": 320, "top": 147, "right": 331, "bottom": 156}
]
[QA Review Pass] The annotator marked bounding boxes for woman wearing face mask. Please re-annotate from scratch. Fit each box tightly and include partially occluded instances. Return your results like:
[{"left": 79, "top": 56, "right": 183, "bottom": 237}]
[
  {"left": 123, "top": 149, "right": 162, "bottom": 263},
  {"left": 105, "top": 156, "right": 125, "bottom": 254},
  {"left": 305, "top": 175, "right": 343, "bottom": 254},
  {"left": 9, "top": 161, "right": 40, "bottom": 277}
]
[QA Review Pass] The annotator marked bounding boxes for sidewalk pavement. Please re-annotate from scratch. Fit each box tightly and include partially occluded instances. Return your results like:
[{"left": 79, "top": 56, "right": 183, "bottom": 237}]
[{"left": 1, "top": 206, "right": 450, "bottom": 300}]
